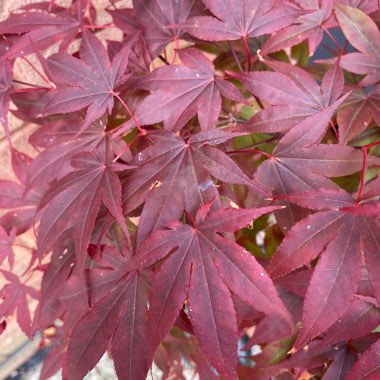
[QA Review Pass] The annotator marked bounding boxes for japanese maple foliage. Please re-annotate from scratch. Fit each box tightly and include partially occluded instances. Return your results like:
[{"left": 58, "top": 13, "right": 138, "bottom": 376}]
[{"left": 0, "top": 0, "right": 380, "bottom": 379}]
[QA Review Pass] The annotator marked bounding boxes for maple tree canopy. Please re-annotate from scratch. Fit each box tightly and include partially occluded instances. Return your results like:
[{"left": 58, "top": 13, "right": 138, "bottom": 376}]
[{"left": 0, "top": 0, "right": 379, "bottom": 379}]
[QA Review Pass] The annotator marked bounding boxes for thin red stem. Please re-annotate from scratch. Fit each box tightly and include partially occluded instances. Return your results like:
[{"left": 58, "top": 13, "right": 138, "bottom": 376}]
[
  {"left": 113, "top": 132, "right": 144, "bottom": 162},
  {"left": 13, "top": 79, "right": 50, "bottom": 89},
  {"left": 322, "top": 25, "right": 344, "bottom": 55},
  {"left": 22, "top": 56, "right": 56, "bottom": 89},
  {"left": 363, "top": 140, "right": 380, "bottom": 149},
  {"left": 171, "top": 37, "right": 179, "bottom": 64},
  {"left": 243, "top": 35, "right": 251, "bottom": 71},
  {"left": 357, "top": 147, "right": 367, "bottom": 201},
  {"left": 15, "top": 88, "right": 50, "bottom": 93},
  {"left": 113, "top": 93, "right": 147, "bottom": 136}
]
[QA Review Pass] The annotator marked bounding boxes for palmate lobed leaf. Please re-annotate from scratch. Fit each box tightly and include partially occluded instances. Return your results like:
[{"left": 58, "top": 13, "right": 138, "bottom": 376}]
[
  {"left": 179, "top": 0, "right": 299, "bottom": 42},
  {"left": 335, "top": 3, "right": 380, "bottom": 86},
  {"left": 122, "top": 129, "right": 267, "bottom": 245},
  {"left": 337, "top": 86, "right": 380, "bottom": 144},
  {"left": 37, "top": 150, "right": 132, "bottom": 269},
  {"left": 44, "top": 31, "right": 135, "bottom": 130},
  {"left": 261, "top": 0, "right": 335, "bottom": 56},
  {"left": 114, "top": 48, "right": 245, "bottom": 134},
  {"left": 230, "top": 60, "right": 345, "bottom": 133},
  {"left": 66, "top": 274, "right": 150, "bottom": 380},
  {"left": 269, "top": 188, "right": 380, "bottom": 348},
  {"left": 127, "top": 0, "right": 204, "bottom": 59},
  {"left": 130, "top": 205, "right": 292, "bottom": 379},
  {"left": 252, "top": 95, "right": 378, "bottom": 232},
  {"left": 0, "top": 270, "right": 39, "bottom": 337},
  {"left": 0, "top": 0, "right": 91, "bottom": 59}
]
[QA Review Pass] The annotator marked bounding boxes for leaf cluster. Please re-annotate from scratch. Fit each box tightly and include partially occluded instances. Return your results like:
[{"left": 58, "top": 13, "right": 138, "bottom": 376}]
[{"left": 0, "top": 1, "right": 379, "bottom": 379}]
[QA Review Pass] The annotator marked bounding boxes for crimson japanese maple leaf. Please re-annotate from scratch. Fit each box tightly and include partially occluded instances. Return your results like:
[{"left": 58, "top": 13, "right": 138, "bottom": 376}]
[
  {"left": 230, "top": 60, "right": 345, "bottom": 133},
  {"left": 122, "top": 129, "right": 267, "bottom": 245},
  {"left": 64, "top": 248, "right": 150, "bottom": 380},
  {"left": 113, "top": 48, "right": 245, "bottom": 135},
  {"left": 0, "top": 0, "right": 93, "bottom": 59},
  {"left": 268, "top": 188, "right": 380, "bottom": 349},
  {"left": 252, "top": 97, "right": 380, "bottom": 231},
  {"left": 109, "top": 0, "right": 204, "bottom": 59},
  {"left": 261, "top": 0, "right": 335, "bottom": 56},
  {"left": 44, "top": 31, "right": 134, "bottom": 130},
  {"left": 129, "top": 204, "right": 292, "bottom": 379},
  {"left": 0, "top": 270, "right": 39, "bottom": 337},
  {"left": 37, "top": 150, "right": 132, "bottom": 270},
  {"left": 179, "top": 0, "right": 299, "bottom": 43},
  {"left": 335, "top": 3, "right": 380, "bottom": 86},
  {"left": 337, "top": 86, "right": 380, "bottom": 144}
]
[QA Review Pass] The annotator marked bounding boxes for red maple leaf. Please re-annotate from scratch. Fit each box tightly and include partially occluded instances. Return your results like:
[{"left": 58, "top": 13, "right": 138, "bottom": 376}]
[
  {"left": 269, "top": 188, "right": 380, "bottom": 348},
  {"left": 335, "top": 3, "right": 380, "bottom": 86},
  {"left": 129, "top": 204, "right": 291, "bottom": 379},
  {"left": 114, "top": 48, "right": 245, "bottom": 134},
  {"left": 109, "top": 0, "right": 204, "bottom": 59},
  {"left": 230, "top": 60, "right": 345, "bottom": 133},
  {"left": 0, "top": 0, "right": 94, "bottom": 59},
  {"left": 64, "top": 247, "right": 150, "bottom": 380},
  {"left": 122, "top": 129, "right": 267, "bottom": 245},
  {"left": 261, "top": 0, "right": 335, "bottom": 56},
  {"left": 44, "top": 31, "right": 135, "bottom": 130},
  {"left": 37, "top": 150, "right": 133, "bottom": 270},
  {"left": 0, "top": 270, "right": 39, "bottom": 336}
]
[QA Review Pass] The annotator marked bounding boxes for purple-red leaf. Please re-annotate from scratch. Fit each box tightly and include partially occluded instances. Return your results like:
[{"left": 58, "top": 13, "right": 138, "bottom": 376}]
[
  {"left": 136, "top": 205, "right": 290, "bottom": 378},
  {"left": 0, "top": 270, "right": 39, "bottom": 337},
  {"left": 44, "top": 32, "right": 134, "bottom": 130},
  {"left": 295, "top": 225, "right": 361, "bottom": 348},
  {"left": 180, "top": 0, "right": 298, "bottom": 42},
  {"left": 114, "top": 49, "right": 243, "bottom": 134},
  {"left": 335, "top": 3, "right": 380, "bottom": 85},
  {"left": 37, "top": 151, "right": 130, "bottom": 266},
  {"left": 261, "top": 0, "right": 335, "bottom": 56},
  {"left": 122, "top": 130, "right": 265, "bottom": 245}
]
